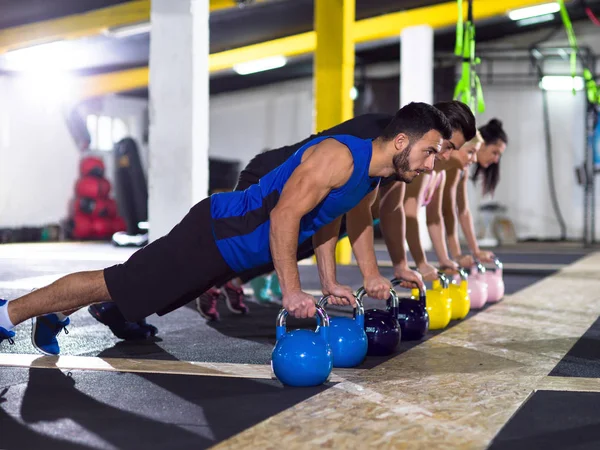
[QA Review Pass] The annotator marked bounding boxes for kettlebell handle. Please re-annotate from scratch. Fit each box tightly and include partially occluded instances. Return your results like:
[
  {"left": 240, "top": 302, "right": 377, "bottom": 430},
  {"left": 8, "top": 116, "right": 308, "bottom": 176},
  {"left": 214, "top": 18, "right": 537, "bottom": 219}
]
[
  {"left": 457, "top": 267, "right": 469, "bottom": 281},
  {"left": 317, "top": 295, "right": 364, "bottom": 316},
  {"left": 276, "top": 304, "right": 330, "bottom": 341},
  {"left": 493, "top": 257, "right": 503, "bottom": 270},
  {"left": 390, "top": 277, "right": 426, "bottom": 298},
  {"left": 474, "top": 261, "right": 486, "bottom": 274},
  {"left": 437, "top": 271, "right": 450, "bottom": 288},
  {"left": 391, "top": 277, "right": 426, "bottom": 306},
  {"left": 355, "top": 286, "right": 399, "bottom": 309}
]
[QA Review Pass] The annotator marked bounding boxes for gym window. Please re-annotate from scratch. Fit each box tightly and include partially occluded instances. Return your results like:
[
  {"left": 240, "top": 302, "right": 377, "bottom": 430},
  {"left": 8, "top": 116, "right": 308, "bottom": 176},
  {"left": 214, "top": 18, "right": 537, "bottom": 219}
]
[{"left": 86, "top": 114, "right": 129, "bottom": 151}]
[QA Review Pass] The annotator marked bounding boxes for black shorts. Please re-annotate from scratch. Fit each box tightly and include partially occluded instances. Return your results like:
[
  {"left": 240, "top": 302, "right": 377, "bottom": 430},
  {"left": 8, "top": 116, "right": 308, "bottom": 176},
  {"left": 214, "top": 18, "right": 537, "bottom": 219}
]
[{"left": 104, "top": 198, "right": 235, "bottom": 322}]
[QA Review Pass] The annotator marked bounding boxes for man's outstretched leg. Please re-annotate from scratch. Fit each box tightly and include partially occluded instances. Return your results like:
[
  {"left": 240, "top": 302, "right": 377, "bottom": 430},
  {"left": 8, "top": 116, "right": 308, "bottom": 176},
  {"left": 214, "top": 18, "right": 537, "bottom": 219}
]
[
  {"left": 1, "top": 270, "right": 111, "bottom": 345},
  {"left": 2, "top": 197, "right": 237, "bottom": 349},
  {"left": 30, "top": 303, "right": 156, "bottom": 356}
]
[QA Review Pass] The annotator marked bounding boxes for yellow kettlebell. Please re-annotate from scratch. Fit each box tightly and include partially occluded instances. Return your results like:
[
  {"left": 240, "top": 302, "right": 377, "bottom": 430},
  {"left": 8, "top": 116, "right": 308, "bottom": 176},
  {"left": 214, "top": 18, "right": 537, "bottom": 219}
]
[
  {"left": 449, "top": 267, "right": 471, "bottom": 320},
  {"left": 425, "top": 272, "right": 452, "bottom": 330}
]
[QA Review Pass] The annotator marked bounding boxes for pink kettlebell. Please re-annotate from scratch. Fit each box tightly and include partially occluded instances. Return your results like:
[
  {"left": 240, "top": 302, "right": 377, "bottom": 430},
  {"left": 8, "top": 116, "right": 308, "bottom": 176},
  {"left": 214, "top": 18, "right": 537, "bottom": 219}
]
[
  {"left": 484, "top": 257, "right": 505, "bottom": 303},
  {"left": 468, "top": 262, "right": 488, "bottom": 309}
]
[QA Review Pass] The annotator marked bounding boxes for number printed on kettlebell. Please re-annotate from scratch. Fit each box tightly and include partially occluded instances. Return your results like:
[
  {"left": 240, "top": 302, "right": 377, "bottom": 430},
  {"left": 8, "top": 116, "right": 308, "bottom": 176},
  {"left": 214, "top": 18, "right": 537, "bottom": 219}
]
[{"left": 365, "top": 326, "right": 377, "bottom": 333}]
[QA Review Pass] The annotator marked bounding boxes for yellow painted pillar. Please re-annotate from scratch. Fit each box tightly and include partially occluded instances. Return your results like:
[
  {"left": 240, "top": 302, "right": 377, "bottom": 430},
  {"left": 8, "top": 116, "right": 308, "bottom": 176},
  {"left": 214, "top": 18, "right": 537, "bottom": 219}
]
[{"left": 314, "top": 0, "right": 355, "bottom": 265}]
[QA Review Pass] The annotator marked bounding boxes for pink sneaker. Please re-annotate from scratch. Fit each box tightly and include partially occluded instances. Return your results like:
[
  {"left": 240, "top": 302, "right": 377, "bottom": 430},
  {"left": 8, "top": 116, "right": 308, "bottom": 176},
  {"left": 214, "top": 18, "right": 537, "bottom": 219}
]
[
  {"left": 222, "top": 282, "right": 249, "bottom": 315},
  {"left": 195, "top": 287, "right": 221, "bottom": 322}
]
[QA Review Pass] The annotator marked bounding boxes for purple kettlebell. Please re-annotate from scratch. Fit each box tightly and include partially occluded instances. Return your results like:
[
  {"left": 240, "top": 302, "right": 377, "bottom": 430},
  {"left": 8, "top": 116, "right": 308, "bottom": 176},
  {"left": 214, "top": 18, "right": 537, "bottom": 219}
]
[
  {"left": 468, "top": 262, "right": 488, "bottom": 309},
  {"left": 484, "top": 257, "right": 505, "bottom": 303}
]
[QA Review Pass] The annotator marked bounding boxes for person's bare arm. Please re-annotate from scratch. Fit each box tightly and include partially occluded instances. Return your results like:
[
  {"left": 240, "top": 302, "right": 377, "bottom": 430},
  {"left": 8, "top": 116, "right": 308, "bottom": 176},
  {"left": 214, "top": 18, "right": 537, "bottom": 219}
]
[
  {"left": 443, "top": 169, "right": 473, "bottom": 267},
  {"left": 404, "top": 175, "right": 438, "bottom": 280},
  {"left": 270, "top": 139, "right": 354, "bottom": 317},
  {"left": 456, "top": 171, "right": 494, "bottom": 262},
  {"left": 378, "top": 181, "right": 424, "bottom": 288},
  {"left": 312, "top": 216, "right": 354, "bottom": 305},
  {"left": 442, "top": 168, "right": 462, "bottom": 259},
  {"left": 345, "top": 188, "right": 391, "bottom": 299},
  {"left": 425, "top": 172, "right": 457, "bottom": 274}
]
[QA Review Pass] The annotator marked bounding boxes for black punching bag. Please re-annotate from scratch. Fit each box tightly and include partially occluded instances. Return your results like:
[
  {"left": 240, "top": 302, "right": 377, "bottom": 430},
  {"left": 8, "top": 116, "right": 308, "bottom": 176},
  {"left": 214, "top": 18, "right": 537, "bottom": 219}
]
[{"left": 113, "top": 138, "right": 148, "bottom": 235}]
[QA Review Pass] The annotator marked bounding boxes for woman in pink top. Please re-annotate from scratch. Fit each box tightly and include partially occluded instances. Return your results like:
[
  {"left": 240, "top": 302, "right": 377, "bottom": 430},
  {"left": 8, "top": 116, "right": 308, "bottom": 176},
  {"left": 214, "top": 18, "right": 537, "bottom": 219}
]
[
  {"left": 442, "top": 119, "right": 508, "bottom": 267},
  {"left": 405, "top": 118, "right": 508, "bottom": 281}
]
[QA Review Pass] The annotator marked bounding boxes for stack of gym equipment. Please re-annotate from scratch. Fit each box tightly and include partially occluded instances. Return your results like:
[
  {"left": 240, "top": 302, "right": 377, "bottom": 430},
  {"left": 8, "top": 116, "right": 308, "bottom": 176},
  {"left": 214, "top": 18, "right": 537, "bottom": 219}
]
[{"left": 70, "top": 156, "right": 126, "bottom": 240}]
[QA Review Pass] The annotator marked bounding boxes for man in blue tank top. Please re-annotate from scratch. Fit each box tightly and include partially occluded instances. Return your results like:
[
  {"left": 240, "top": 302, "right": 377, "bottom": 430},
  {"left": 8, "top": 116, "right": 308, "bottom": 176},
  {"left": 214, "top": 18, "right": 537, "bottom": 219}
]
[
  {"left": 0, "top": 102, "right": 451, "bottom": 347},
  {"left": 194, "top": 101, "right": 475, "bottom": 321}
]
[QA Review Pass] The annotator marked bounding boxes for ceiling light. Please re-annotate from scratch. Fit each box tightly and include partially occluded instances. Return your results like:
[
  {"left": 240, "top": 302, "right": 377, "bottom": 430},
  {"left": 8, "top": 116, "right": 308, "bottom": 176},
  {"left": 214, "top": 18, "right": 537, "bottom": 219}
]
[
  {"left": 3, "top": 41, "right": 89, "bottom": 72},
  {"left": 508, "top": 3, "right": 560, "bottom": 21},
  {"left": 516, "top": 13, "right": 556, "bottom": 26},
  {"left": 539, "top": 75, "right": 584, "bottom": 91},
  {"left": 233, "top": 56, "right": 287, "bottom": 75},
  {"left": 104, "top": 22, "right": 151, "bottom": 39}
]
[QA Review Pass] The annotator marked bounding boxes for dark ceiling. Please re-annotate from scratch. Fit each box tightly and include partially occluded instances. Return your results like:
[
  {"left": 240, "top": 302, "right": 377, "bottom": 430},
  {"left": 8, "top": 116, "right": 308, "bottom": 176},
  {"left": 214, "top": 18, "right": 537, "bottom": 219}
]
[{"left": 0, "top": 0, "right": 598, "bottom": 96}]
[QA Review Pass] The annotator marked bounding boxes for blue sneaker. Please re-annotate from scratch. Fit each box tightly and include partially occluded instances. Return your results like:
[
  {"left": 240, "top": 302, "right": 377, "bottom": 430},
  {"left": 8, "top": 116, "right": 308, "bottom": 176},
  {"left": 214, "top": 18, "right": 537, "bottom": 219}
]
[
  {"left": 0, "top": 299, "right": 15, "bottom": 345},
  {"left": 31, "top": 314, "right": 70, "bottom": 355}
]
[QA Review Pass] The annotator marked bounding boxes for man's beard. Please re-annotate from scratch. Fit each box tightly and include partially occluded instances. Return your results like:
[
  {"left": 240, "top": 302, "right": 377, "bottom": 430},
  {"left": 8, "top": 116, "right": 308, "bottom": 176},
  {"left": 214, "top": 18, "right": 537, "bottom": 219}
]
[{"left": 392, "top": 144, "right": 415, "bottom": 183}]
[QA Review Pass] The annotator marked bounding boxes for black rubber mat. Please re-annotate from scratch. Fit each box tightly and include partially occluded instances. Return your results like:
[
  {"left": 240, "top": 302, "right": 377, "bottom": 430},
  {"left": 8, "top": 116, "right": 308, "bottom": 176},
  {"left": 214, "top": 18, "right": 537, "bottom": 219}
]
[
  {"left": 549, "top": 316, "right": 600, "bottom": 378},
  {"left": 488, "top": 390, "right": 600, "bottom": 450},
  {"left": 0, "top": 367, "right": 330, "bottom": 450},
  {"left": 0, "top": 266, "right": 550, "bottom": 367}
]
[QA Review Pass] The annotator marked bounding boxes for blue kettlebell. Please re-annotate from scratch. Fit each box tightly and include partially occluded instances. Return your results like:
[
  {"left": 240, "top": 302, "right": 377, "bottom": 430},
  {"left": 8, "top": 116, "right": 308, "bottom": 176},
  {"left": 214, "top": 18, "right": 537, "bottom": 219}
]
[
  {"left": 356, "top": 287, "right": 401, "bottom": 356},
  {"left": 271, "top": 304, "right": 333, "bottom": 387},
  {"left": 317, "top": 295, "right": 368, "bottom": 368},
  {"left": 390, "top": 278, "right": 429, "bottom": 340}
]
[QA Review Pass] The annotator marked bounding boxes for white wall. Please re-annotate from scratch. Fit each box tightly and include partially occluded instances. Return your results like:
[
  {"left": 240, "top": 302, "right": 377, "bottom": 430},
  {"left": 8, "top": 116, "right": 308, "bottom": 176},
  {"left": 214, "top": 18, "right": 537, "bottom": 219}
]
[
  {"left": 0, "top": 76, "right": 80, "bottom": 228},
  {"left": 467, "top": 81, "right": 590, "bottom": 240},
  {"left": 209, "top": 78, "right": 314, "bottom": 168},
  {"left": 466, "top": 20, "right": 600, "bottom": 241}
]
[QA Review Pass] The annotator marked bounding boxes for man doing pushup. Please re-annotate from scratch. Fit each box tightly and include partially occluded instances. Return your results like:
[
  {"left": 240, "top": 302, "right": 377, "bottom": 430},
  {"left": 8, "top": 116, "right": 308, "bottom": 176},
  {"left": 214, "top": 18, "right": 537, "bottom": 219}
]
[{"left": 0, "top": 102, "right": 451, "bottom": 345}]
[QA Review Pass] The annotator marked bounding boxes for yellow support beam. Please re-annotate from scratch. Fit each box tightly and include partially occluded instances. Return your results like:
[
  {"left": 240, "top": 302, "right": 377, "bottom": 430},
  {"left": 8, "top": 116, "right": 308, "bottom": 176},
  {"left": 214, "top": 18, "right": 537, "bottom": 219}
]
[
  {"left": 314, "top": 0, "right": 355, "bottom": 265},
  {"left": 314, "top": 0, "right": 355, "bottom": 132},
  {"left": 0, "top": 0, "right": 268, "bottom": 55},
  {"left": 210, "top": 0, "right": 269, "bottom": 13},
  {"left": 210, "top": 32, "right": 316, "bottom": 73},
  {"left": 0, "top": 1, "right": 150, "bottom": 54},
  {"left": 78, "top": 0, "right": 553, "bottom": 98},
  {"left": 77, "top": 67, "right": 149, "bottom": 99},
  {"left": 210, "top": 0, "right": 553, "bottom": 71}
]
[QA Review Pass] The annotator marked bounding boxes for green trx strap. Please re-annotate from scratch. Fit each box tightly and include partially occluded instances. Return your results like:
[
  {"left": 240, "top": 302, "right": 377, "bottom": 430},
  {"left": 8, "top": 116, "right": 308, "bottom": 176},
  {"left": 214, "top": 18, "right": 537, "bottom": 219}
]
[
  {"left": 453, "top": 0, "right": 485, "bottom": 113},
  {"left": 557, "top": 0, "right": 599, "bottom": 104}
]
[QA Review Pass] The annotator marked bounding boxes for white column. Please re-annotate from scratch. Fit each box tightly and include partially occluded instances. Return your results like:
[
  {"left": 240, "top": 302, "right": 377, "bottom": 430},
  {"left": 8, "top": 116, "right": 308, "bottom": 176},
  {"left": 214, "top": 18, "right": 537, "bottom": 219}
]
[
  {"left": 148, "top": 0, "right": 209, "bottom": 242},
  {"left": 401, "top": 25, "right": 434, "bottom": 252},
  {"left": 400, "top": 25, "right": 433, "bottom": 106}
]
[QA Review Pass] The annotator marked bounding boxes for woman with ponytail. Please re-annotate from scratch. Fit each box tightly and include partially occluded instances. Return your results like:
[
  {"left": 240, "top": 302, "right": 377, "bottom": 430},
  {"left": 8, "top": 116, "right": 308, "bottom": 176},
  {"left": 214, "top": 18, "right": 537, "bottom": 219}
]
[
  {"left": 440, "top": 118, "right": 508, "bottom": 267},
  {"left": 471, "top": 119, "right": 508, "bottom": 196}
]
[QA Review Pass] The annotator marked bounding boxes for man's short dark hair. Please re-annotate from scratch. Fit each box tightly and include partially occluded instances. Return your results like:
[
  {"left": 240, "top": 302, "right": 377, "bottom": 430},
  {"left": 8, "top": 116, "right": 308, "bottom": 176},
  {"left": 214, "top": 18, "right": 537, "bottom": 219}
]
[
  {"left": 380, "top": 102, "right": 452, "bottom": 143},
  {"left": 434, "top": 101, "right": 477, "bottom": 142}
]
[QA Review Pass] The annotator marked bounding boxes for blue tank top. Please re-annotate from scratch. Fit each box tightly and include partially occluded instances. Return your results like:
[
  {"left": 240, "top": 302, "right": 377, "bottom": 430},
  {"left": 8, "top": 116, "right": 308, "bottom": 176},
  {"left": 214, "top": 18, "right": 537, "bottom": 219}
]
[{"left": 210, "top": 135, "right": 380, "bottom": 272}]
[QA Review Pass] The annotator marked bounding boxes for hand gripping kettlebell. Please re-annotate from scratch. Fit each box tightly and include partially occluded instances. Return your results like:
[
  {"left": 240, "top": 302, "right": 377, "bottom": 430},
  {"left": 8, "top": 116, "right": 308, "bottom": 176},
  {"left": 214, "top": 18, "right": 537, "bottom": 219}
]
[
  {"left": 425, "top": 272, "right": 452, "bottom": 330},
  {"left": 271, "top": 304, "right": 333, "bottom": 387},
  {"left": 355, "top": 287, "right": 401, "bottom": 356},
  {"left": 484, "top": 257, "right": 505, "bottom": 303},
  {"left": 317, "top": 295, "right": 368, "bottom": 368},
  {"left": 449, "top": 267, "right": 471, "bottom": 320},
  {"left": 390, "top": 278, "right": 429, "bottom": 340},
  {"left": 469, "top": 262, "right": 489, "bottom": 309}
]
